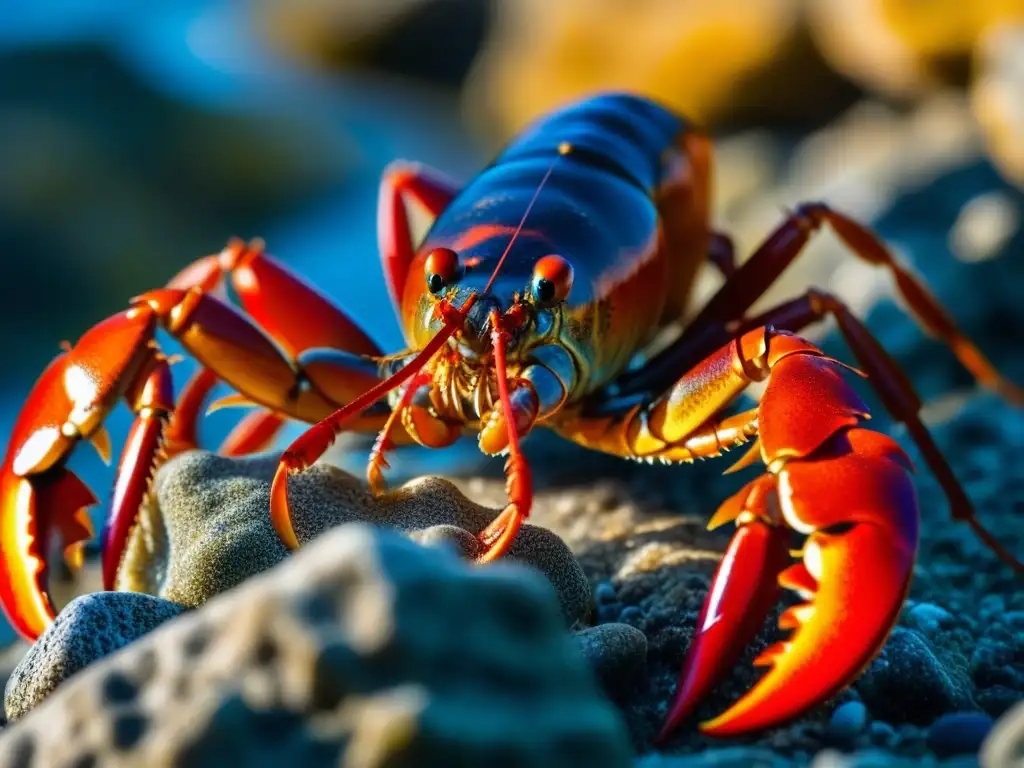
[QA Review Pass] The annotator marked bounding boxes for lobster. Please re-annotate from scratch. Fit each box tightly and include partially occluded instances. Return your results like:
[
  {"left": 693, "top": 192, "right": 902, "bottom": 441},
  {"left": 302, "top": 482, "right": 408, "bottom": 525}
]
[{"left": 2, "top": 93, "right": 1021, "bottom": 739}]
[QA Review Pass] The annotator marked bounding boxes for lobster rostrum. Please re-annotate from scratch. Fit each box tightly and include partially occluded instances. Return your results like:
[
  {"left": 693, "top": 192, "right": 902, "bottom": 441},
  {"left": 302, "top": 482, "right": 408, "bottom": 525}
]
[{"left": 2, "top": 94, "right": 1022, "bottom": 739}]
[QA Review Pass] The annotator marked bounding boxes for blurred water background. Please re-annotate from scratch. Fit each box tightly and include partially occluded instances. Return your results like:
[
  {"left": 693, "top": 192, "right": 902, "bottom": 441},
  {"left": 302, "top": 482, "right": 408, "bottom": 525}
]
[{"left": 1, "top": 1, "right": 1022, "bottom": 644}]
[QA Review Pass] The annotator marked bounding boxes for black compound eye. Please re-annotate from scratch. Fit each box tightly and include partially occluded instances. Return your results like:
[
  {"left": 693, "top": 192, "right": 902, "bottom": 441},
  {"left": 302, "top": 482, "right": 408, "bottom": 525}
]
[
  {"left": 531, "top": 254, "right": 573, "bottom": 306},
  {"left": 532, "top": 277, "right": 556, "bottom": 304},
  {"left": 427, "top": 272, "right": 446, "bottom": 294},
  {"left": 424, "top": 247, "right": 460, "bottom": 295}
]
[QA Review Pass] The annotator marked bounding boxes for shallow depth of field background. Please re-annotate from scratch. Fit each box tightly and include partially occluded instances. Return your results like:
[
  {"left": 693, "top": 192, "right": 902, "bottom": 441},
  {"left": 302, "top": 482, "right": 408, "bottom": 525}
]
[{"left": 1, "top": 1, "right": 1022, "bottom": 644}]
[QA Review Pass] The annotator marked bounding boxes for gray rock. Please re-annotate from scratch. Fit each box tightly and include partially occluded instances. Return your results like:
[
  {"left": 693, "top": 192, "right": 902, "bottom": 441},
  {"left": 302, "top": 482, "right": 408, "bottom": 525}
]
[
  {"left": 118, "top": 450, "right": 591, "bottom": 628},
  {"left": 905, "top": 603, "right": 954, "bottom": 637},
  {"left": 4, "top": 592, "right": 185, "bottom": 721},
  {"left": 855, "top": 628, "right": 974, "bottom": 723},
  {"left": 576, "top": 623, "right": 648, "bottom": 701},
  {"left": 0, "top": 523, "right": 632, "bottom": 767},
  {"left": 827, "top": 701, "right": 868, "bottom": 743},
  {"left": 634, "top": 747, "right": 794, "bottom": 767},
  {"left": 981, "top": 700, "right": 1024, "bottom": 768},
  {"left": 976, "top": 684, "right": 1021, "bottom": 718},
  {"left": 926, "top": 712, "right": 994, "bottom": 757}
]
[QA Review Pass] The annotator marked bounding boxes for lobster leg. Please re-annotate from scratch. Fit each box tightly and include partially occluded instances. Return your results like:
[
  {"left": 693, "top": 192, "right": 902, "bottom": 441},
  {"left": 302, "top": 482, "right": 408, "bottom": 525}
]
[
  {"left": 163, "top": 368, "right": 288, "bottom": 458},
  {"left": 559, "top": 327, "right": 919, "bottom": 738},
  {"left": 378, "top": 161, "right": 460, "bottom": 310},
  {"left": 162, "top": 238, "right": 389, "bottom": 457},
  {"left": 612, "top": 202, "right": 1024, "bottom": 404},
  {"left": 103, "top": 355, "right": 174, "bottom": 590}
]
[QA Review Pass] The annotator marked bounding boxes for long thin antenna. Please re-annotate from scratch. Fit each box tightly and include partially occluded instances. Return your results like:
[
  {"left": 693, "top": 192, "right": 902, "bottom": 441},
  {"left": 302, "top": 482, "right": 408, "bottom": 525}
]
[{"left": 483, "top": 159, "right": 558, "bottom": 295}]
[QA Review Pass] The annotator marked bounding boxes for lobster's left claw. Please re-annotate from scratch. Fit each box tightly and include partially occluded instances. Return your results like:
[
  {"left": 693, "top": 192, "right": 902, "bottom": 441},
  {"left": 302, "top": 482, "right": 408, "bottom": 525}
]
[
  {"left": 700, "top": 428, "right": 919, "bottom": 736},
  {"left": 0, "top": 467, "right": 97, "bottom": 641}
]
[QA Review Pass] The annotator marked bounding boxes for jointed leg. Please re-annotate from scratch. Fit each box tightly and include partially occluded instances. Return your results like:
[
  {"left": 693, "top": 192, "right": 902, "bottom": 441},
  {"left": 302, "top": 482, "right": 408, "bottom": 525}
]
[
  {"left": 615, "top": 202, "right": 1024, "bottom": 403},
  {"left": 161, "top": 239, "right": 395, "bottom": 459},
  {"left": 378, "top": 161, "right": 460, "bottom": 310}
]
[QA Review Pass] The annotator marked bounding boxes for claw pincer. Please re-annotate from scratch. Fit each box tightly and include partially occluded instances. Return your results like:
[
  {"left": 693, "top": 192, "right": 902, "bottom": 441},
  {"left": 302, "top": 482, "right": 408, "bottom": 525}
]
[
  {"left": 660, "top": 329, "right": 920, "bottom": 738},
  {"left": 0, "top": 306, "right": 160, "bottom": 639}
]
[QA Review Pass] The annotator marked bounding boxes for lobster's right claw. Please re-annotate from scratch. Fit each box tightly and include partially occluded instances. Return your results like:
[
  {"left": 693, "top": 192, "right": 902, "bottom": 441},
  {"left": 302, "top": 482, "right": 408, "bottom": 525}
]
[{"left": 700, "top": 428, "right": 919, "bottom": 737}]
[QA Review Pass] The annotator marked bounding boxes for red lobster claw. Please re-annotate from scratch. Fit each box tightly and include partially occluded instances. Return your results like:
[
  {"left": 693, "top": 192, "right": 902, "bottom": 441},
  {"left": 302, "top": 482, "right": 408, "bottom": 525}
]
[
  {"left": 701, "top": 428, "right": 918, "bottom": 735},
  {"left": 0, "top": 354, "right": 98, "bottom": 640},
  {"left": 660, "top": 339, "right": 920, "bottom": 739},
  {"left": 0, "top": 308, "right": 170, "bottom": 641}
]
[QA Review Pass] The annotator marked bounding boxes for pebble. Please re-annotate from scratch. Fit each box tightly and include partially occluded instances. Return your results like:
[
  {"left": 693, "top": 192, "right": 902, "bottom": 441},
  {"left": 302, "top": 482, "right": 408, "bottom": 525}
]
[
  {"left": 926, "top": 712, "right": 995, "bottom": 757},
  {"left": 855, "top": 628, "right": 973, "bottom": 722},
  {"left": 575, "top": 623, "right": 648, "bottom": 701},
  {"left": 594, "top": 582, "right": 617, "bottom": 605},
  {"left": 1002, "top": 611, "right": 1024, "bottom": 630},
  {"left": 906, "top": 603, "right": 954, "bottom": 636},
  {"left": 828, "top": 701, "right": 868, "bottom": 742},
  {"left": 978, "top": 595, "right": 1006, "bottom": 623},
  {"left": 977, "top": 684, "right": 1022, "bottom": 718},
  {"left": 869, "top": 720, "right": 897, "bottom": 748},
  {"left": 619, "top": 606, "right": 644, "bottom": 627}
]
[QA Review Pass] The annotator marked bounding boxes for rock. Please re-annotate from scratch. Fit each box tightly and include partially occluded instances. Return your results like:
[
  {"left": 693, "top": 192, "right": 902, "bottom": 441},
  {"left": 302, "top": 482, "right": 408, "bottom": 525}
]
[
  {"left": 0, "top": 524, "right": 632, "bottom": 767},
  {"left": 976, "top": 684, "right": 1022, "bottom": 718},
  {"left": 575, "top": 623, "right": 648, "bottom": 701},
  {"left": 855, "top": 628, "right": 974, "bottom": 723},
  {"left": 595, "top": 582, "right": 618, "bottom": 605},
  {"left": 971, "top": 636, "right": 1018, "bottom": 688},
  {"left": 926, "top": 712, "right": 994, "bottom": 757},
  {"left": 827, "top": 701, "right": 869, "bottom": 743},
  {"left": 258, "top": 0, "right": 492, "bottom": 89},
  {"left": 464, "top": 0, "right": 858, "bottom": 143},
  {"left": 4, "top": 592, "right": 185, "bottom": 721},
  {"left": 981, "top": 700, "right": 1024, "bottom": 768},
  {"left": 634, "top": 747, "right": 793, "bottom": 767},
  {"left": 117, "top": 451, "right": 591, "bottom": 628},
  {"left": 869, "top": 720, "right": 897, "bottom": 748},
  {"left": 905, "top": 603, "right": 954, "bottom": 637}
]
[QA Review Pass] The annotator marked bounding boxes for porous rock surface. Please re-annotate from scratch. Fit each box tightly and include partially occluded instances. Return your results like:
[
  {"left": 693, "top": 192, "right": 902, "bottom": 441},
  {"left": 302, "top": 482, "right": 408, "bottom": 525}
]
[
  {"left": 4, "top": 593, "right": 186, "bottom": 722},
  {"left": 117, "top": 450, "right": 591, "bottom": 629},
  {"left": 1, "top": 450, "right": 595, "bottom": 725},
  {"left": 0, "top": 523, "right": 632, "bottom": 767}
]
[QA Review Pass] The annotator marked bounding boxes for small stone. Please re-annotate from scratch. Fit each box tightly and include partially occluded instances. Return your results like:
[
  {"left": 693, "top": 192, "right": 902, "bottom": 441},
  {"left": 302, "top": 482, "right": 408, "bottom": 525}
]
[
  {"left": 827, "top": 701, "right": 868, "bottom": 742},
  {"left": 594, "top": 582, "right": 617, "bottom": 605},
  {"left": 905, "top": 603, "right": 953, "bottom": 636},
  {"left": 597, "top": 602, "right": 624, "bottom": 625},
  {"left": 869, "top": 720, "right": 897, "bottom": 748},
  {"left": 971, "top": 639, "right": 1017, "bottom": 687},
  {"left": 1002, "top": 611, "right": 1024, "bottom": 630},
  {"left": 574, "top": 623, "right": 647, "bottom": 701},
  {"left": 977, "top": 685, "right": 1023, "bottom": 718},
  {"left": 410, "top": 524, "right": 483, "bottom": 559},
  {"left": 855, "top": 628, "right": 972, "bottom": 723},
  {"left": 4, "top": 593, "right": 186, "bottom": 721},
  {"left": 619, "top": 606, "right": 644, "bottom": 627},
  {"left": 635, "top": 747, "right": 791, "bottom": 767},
  {"left": 926, "top": 712, "right": 994, "bottom": 757},
  {"left": 978, "top": 595, "right": 1006, "bottom": 623}
]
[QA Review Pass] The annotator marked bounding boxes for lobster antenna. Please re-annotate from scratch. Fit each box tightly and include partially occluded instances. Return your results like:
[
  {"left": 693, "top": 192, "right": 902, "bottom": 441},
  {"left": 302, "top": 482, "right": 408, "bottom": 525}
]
[{"left": 483, "top": 156, "right": 559, "bottom": 295}]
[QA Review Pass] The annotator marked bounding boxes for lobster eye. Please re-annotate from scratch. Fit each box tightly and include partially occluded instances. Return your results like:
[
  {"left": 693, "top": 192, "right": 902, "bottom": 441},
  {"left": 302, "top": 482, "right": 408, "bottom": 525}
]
[
  {"left": 425, "top": 247, "right": 460, "bottom": 294},
  {"left": 532, "top": 254, "right": 573, "bottom": 305}
]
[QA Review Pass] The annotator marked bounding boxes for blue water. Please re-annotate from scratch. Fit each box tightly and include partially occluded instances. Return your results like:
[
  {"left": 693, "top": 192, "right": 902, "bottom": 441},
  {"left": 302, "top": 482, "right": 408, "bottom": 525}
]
[{"left": 0, "top": 0, "right": 498, "bottom": 644}]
